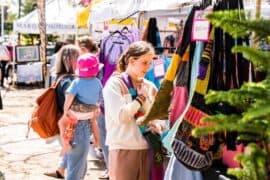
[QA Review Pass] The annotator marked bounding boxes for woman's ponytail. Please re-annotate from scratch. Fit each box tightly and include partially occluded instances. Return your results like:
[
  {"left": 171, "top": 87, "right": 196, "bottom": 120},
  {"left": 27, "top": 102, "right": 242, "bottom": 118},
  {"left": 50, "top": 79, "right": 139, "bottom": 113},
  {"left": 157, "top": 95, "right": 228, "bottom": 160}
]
[{"left": 117, "top": 53, "right": 127, "bottom": 72}]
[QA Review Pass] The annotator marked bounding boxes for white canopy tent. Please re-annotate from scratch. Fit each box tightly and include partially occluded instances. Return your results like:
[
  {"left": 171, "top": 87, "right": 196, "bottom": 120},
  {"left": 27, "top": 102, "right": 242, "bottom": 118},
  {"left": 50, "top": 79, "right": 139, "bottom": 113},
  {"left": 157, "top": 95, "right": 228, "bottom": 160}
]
[
  {"left": 244, "top": 0, "right": 270, "bottom": 19},
  {"left": 88, "top": 0, "right": 200, "bottom": 24},
  {"left": 13, "top": 0, "right": 88, "bottom": 34},
  {"left": 89, "top": 0, "right": 270, "bottom": 25}
]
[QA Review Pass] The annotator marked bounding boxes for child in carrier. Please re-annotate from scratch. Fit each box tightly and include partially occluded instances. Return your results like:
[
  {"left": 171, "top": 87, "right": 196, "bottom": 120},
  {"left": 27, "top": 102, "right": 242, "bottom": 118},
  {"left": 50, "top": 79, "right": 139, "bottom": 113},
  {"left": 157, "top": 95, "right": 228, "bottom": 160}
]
[{"left": 58, "top": 53, "right": 103, "bottom": 156}]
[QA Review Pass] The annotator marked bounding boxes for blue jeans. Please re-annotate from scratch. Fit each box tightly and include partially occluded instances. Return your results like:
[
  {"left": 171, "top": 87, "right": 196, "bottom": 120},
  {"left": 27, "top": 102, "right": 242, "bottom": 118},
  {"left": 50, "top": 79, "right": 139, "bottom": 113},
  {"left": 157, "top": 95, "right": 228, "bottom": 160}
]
[
  {"left": 164, "top": 155, "right": 202, "bottom": 180},
  {"left": 97, "top": 112, "right": 109, "bottom": 167},
  {"left": 59, "top": 154, "right": 67, "bottom": 169},
  {"left": 66, "top": 120, "right": 90, "bottom": 180}
]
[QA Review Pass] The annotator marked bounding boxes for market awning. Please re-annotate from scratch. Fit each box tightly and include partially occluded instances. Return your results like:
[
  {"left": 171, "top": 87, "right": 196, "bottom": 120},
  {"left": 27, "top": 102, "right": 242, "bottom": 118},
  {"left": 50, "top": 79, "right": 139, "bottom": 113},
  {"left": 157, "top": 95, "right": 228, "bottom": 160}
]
[
  {"left": 13, "top": 0, "right": 88, "bottom": 34},
  {"left": 89, "top": 0, "right": 141, "bottom": 24},
  {"left": 77, "top": 0, "right": 137, "bottom": 27},
  {"left": 88, "top": 0, "right": 200, "bottom": 24}
]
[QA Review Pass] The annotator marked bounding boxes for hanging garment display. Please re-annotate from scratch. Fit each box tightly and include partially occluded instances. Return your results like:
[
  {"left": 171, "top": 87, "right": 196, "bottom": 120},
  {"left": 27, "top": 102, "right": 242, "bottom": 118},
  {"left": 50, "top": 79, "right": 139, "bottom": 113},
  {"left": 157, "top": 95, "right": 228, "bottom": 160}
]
[
  {"left": 99, "top": 27, "right": 138, "bottom": 85},
  {"left": 145, "top": 56, "right": 172, "bottom": 89},
  {"left": 171, "top": 30, "right": 218, "bottom": 170},
  {"left": 137, "top": 6, "right": 199, "bottom": 125},
  {"left": 142, "top": 17, "right": 162, "bottom": 53}
]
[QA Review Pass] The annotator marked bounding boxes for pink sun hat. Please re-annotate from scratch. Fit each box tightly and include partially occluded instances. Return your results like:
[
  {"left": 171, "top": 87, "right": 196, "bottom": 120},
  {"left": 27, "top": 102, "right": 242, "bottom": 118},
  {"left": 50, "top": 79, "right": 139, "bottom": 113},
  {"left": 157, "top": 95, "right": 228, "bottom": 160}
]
[{"left": 76, "top": 53, "right": 104, "bottom": 78}]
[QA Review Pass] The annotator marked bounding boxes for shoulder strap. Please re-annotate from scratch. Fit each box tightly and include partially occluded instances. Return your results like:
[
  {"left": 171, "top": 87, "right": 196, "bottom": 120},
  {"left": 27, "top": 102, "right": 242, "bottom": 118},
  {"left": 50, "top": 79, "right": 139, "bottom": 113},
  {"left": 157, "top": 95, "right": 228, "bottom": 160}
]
[
  {"left": 121, "top": 72, "right": 137, "bottom": 99},
  {"left": 51, "top": 74, "right": 73, "bottom": 89}
]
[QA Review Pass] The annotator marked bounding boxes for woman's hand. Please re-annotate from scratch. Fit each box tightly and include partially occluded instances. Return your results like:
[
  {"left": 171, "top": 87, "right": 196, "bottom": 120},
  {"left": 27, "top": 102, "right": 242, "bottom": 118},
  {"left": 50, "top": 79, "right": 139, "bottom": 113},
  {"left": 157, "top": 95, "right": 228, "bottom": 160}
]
[
  {"left": 147, "top": 121, "right": 164, "bottom": 135},
  {"left": 137, "top": 83, "right": 148, "bottom": 98}
]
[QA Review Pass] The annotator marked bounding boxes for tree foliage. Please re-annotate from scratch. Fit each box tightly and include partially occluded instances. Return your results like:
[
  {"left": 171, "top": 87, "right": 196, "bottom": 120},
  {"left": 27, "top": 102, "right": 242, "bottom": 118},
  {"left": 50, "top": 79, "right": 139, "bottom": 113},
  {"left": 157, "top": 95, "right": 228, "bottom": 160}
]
[{"left": 193, "top": 10, "right": 270, "bottom": 180}]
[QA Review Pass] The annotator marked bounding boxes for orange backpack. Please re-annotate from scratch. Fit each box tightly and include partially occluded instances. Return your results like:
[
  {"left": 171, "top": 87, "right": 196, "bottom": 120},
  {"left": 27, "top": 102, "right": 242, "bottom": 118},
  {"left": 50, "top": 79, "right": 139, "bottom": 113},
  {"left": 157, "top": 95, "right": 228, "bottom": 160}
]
[{"left": 27, "top": 75, "right": 67, "bottom": 139}]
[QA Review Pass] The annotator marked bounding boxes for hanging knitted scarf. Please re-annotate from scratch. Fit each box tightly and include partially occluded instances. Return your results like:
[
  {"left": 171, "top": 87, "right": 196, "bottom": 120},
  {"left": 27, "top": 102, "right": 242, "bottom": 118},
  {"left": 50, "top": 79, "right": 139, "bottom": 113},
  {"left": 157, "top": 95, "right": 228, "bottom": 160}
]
[
  {"left": 171, "top": 30, "right": 220, "bottom": 170},
  {"left": 137, "top": 6, "right": 200, "bottom": 126}
]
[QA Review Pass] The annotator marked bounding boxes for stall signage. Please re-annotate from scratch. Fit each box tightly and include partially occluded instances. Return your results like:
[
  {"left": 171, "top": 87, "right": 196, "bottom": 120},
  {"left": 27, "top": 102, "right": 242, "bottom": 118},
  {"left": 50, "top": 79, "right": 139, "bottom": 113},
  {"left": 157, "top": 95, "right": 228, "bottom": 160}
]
[
  {"left": 153, "top": 57, "right": 165, "bottom": 78},
  {"left": 192, "top": 10, "right": 211, "bottom": 42}
]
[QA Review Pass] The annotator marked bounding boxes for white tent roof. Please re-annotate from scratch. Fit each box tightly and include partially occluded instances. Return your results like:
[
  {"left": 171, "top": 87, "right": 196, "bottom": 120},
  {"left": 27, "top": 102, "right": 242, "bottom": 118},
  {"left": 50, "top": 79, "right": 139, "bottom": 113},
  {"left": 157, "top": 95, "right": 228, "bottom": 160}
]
[
  {"left": 89, "top": 0, "right": 200, "bottom": 24},
  {"left": 244, "top": 0, "right": 270, "bottom": 19},
  {"left": 13, "top": 0, "right": 88, "bottom": 34}
]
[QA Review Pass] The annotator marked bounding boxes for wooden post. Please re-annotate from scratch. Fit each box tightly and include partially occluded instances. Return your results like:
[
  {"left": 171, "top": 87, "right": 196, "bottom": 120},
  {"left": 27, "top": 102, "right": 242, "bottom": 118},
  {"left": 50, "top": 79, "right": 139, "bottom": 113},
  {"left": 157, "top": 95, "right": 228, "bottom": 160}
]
[
  {"left": 37, "top": 0, "right": 47, "bottom": 84},
  {"left": 255, "top": 0, "right": 261, "bottom": 19},
  {"left": 253, "top": 0, "right": 261, "bottom": 48}
]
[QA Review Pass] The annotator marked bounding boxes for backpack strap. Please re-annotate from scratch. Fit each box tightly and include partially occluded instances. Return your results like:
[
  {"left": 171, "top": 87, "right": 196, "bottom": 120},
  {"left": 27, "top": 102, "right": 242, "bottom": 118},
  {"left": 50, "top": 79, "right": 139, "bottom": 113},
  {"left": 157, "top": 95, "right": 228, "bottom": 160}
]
[
  {"left": 51, "top": 74, "right": 74, "bottom": 89},
  {"left": 121, "top": 72, "right": 137, "bottom": 99}
]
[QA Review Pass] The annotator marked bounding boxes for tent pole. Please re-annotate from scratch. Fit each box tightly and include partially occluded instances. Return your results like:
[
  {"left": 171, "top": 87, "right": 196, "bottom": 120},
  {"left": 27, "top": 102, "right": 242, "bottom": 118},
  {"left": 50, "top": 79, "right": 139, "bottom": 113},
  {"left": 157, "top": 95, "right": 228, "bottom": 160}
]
[
  {"left": 1, "top": 5, "right": 4, "bottom": 38},
  {"left": 253, "top": 0, "right": 261, "bottom": 48},
  {"left": 138, "top": 11, "right": 145, "bottom": 32},
  {"left": 37, "top": 0, "right": 47, "bottom": 86},
  {"left": 18, "top": 0, "right": 22, "bottom": 44},
  {"left": 255, "top": 0, "right": 261, "bottom": 19},
  {"left": 12, "top": 43, "right": 16, "bottom": 87}
]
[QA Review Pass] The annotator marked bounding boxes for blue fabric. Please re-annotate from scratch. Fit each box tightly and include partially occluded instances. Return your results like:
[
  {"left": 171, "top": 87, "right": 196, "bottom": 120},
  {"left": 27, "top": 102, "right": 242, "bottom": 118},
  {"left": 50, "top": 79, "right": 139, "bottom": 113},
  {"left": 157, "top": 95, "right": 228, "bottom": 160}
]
[
  {"left": 56, "top": 75, "right": 74, "bottom": 113},
  {"left": 163, "top": 42, "right": 204, "bottom": 179},
  {"left": 164, "top": 155, "right": 203, "bottom": 180},
  {"left": 156, "top": 31, "right": 162, "bottom": 48},
  {"left": 145, "top": 56, "right": 172, "bottom": 89},
  {"left": 66, "top": 77, "right": 102, "bottom": 105},
  {"left": 163, "top": 42, "right": 204, "bottom": 153},
  {"left": 97, "top": 112, "right": 109, "bottom": 167},
  {"left": 56, "top": 75, "right": 74, "bottom": 169},
  {"left": 59, "top": 154, "right": 68, "bottom": 169},
  {"left": 66, "top": 120, "right": 91, "bottom": 180},
  {"left": 189, "top": 42, "right": 204, "bottom": 96}
]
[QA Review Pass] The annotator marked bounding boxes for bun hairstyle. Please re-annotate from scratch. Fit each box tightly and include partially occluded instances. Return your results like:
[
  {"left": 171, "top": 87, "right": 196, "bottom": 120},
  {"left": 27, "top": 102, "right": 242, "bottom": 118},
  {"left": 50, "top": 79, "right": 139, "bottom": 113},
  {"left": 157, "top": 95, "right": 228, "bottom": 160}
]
[
  {"left": 77, "top": 36, "right": 98, "bottom": 53},
  {"left": 117, "top": 41, "right": 154, "bottom": 72}
]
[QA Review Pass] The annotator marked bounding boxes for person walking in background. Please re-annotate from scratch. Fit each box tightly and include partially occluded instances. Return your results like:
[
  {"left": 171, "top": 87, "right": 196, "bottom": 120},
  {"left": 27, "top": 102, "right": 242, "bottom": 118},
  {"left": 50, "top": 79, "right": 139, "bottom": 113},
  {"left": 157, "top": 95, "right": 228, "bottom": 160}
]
[
  {"left": 0, "top": 43, "right": 10, "bottom": 88},
  {"left": 0, "top": 88, "right": 2, "bottom": 110},
  {"left": 44, "top": 44, "right": 80, "bottom": 179},
  {"left": 44, "top": 36, "right": 103, "bottom": 179},
  {"left": 77, "top": 36, "right": 109, "bottom": 180},
  {"left": 58, "top": 53, "right": 102, "bottom": 156},
  {"left": 58, "top": 53, "right": 103, "bottom": 180},
  {"left": 76, "top": 36, "right": 102, "bottom": 154},
  {"left": 103, "top": 41, "right": 159, "bottom": 180}
]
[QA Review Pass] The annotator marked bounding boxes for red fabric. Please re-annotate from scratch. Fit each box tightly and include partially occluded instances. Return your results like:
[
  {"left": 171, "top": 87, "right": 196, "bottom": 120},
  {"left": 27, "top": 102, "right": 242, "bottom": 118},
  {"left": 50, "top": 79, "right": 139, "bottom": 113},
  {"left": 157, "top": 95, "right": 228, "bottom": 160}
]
[
  {"left": 81, "top": 0, "right": 91, "bottom": 5},
  {"left": 151, "top": 165, "right": 164, "bottom": 180},
  {"left": 222, "top": 144, "right": 243, "bottom": 168},
  {"left": 169, "top": 87, "right": 188, "bottom": 128}
]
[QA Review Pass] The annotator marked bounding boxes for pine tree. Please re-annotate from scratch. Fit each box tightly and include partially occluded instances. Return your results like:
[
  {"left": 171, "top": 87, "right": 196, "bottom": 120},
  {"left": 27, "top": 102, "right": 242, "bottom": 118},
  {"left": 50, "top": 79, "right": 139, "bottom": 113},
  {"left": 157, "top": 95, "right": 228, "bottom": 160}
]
[{"left": 193, "top": 10, "right": 270, "bottom": 180}]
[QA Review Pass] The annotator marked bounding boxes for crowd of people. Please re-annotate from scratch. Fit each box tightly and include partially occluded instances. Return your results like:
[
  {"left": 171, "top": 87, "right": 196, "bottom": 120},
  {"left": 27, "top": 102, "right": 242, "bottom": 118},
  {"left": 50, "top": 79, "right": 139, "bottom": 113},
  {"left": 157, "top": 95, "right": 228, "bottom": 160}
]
[{"left": 40, "top": 36, "right": 166, "bottom": 180}]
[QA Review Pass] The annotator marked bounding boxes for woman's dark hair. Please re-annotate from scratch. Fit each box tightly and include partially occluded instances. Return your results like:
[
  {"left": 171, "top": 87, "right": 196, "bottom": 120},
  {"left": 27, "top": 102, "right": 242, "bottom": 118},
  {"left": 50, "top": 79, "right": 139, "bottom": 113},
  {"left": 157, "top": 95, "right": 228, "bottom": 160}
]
[
  {"left": 54, "top": 41, "right": 66, "bottom": 53},
  {"left": 146, "top": 17, "right": 159, "bottom": 47},
  {"left": 77, "top": 36, "right": 98, "bottom": 53},
  {"left": 117, "top": 41, "right": 154, "bottom": 72}
]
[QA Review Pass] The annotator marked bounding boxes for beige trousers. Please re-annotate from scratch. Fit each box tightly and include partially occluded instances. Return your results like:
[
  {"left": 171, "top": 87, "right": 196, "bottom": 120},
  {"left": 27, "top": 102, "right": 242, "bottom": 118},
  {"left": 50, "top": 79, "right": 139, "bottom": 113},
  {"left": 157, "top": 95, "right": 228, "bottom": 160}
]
[{"left": 109, "top": 149, "right": 150, "bottom": 180}]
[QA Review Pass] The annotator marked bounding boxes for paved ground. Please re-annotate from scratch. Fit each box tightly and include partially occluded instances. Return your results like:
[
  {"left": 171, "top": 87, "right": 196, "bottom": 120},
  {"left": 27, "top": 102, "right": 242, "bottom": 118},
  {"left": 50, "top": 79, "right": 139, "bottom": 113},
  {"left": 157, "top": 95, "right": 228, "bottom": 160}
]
[{"left": 0, "top": 86, "right": 105, "bottom": 180}]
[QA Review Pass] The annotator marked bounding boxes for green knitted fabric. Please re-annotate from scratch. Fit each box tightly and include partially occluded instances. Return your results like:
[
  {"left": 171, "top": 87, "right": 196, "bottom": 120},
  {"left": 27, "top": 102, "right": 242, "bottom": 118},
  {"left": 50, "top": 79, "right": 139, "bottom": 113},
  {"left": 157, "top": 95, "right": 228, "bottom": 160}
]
[{"left": 137, "top": 79, "right": 173, "bottom": 125}]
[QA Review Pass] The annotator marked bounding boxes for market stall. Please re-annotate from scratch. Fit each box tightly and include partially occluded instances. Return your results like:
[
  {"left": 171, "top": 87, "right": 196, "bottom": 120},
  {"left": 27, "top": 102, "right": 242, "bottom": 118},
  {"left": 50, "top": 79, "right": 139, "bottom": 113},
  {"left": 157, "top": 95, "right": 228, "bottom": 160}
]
[
  {"left": 12, "top": 0, "right": 89, "bottom": 84},
  {"left": 13, "top": 0, "right": 88, "bottom": 34}
]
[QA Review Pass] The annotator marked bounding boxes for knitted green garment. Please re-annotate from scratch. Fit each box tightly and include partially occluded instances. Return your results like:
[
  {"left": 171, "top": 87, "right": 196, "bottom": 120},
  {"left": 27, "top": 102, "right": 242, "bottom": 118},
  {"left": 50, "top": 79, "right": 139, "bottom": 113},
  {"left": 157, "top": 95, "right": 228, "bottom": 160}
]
[{"left": 137, "top": 79, "right": 174, "bottom": 126}]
